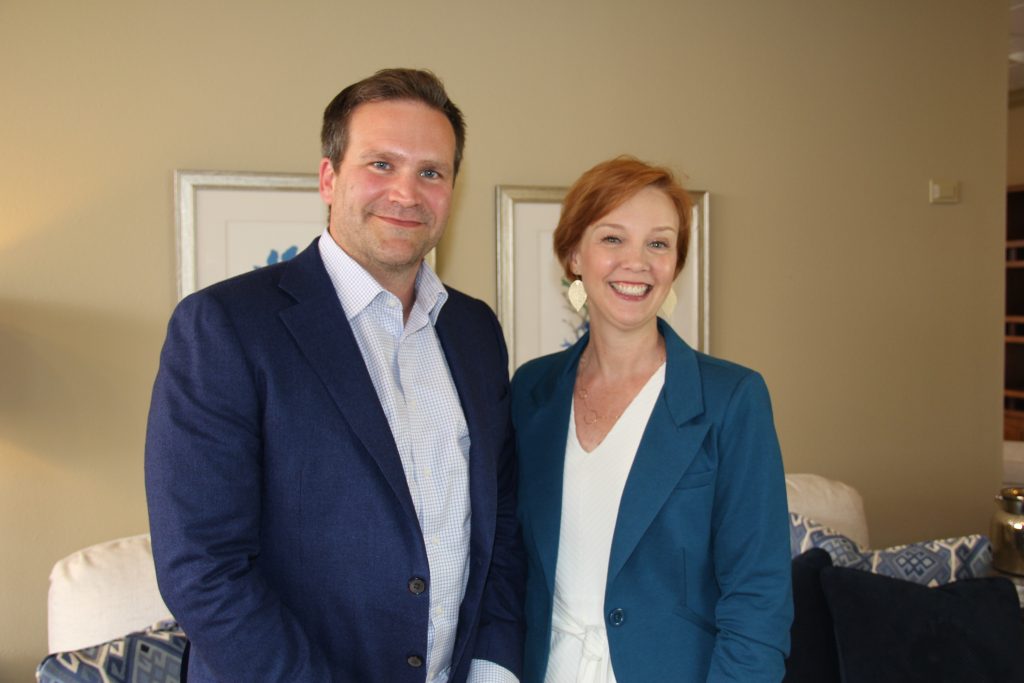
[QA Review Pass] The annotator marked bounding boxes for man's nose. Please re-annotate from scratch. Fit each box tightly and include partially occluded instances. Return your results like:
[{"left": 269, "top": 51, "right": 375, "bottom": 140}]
[{"left": 386, "top": 172, "right": 418, "bottom": 206}]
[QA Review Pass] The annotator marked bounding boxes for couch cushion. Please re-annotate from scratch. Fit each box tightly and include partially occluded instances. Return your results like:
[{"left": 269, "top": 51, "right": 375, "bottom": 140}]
[
  {"left": 820, "top": 566, "right": 1024, "bottom": 683},
  {"left": 37, "top": 620, "right": 186, "bottom": 683},
  {"left": 48, "top": 534, "right": 172, "bottom": 653},
  {"left": 789, "top": 513, "right": 992, "bottom": 586},
  {"left": 861, "top": 534, "right": 992, "bottom": 586},
  {"left": 785, "top": 473, "right": 869, "bottom": 548},
  {"left": 789, "top": 513, "right": 867, "bottom": 567}
]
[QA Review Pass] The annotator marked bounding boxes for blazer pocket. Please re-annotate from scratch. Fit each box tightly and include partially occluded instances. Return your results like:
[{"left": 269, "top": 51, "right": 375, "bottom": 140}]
[
  {"left": 673, "top": 602, "right": 717, "bottom": 635},
  {"left": 674, "top": 469, "right": 715, "bottom": 490}
]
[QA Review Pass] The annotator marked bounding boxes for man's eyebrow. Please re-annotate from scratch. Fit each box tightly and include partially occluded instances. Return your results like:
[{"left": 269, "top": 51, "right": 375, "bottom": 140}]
[{"left": 357, "top": 148, "right": 403, "bottom": 161}]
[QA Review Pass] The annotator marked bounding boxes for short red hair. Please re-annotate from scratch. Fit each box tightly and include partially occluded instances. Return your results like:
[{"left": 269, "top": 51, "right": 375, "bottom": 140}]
[{"left": 553, "top": 156, "right": 692, "bottom": 280}]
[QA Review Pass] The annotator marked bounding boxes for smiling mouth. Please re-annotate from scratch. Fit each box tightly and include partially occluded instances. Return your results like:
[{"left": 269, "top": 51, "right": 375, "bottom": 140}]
[
  {"left": 374, "top": 214, "right": 424, "bottom": 228},
  {"left": 610, "top": 282, "right": 652, "bottom": 297}
]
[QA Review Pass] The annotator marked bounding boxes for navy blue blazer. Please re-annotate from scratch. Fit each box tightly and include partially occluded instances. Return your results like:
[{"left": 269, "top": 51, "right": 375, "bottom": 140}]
[
  {"left": 145, "top": 239, "right": 525, "bottom": 682},
  {"left": 512, "top": 320, "right": 792, "bottom": 682}
]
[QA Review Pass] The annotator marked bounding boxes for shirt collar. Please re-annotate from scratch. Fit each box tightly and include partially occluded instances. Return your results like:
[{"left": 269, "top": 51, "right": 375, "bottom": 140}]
[{"left": 317, "top": 230, "right": 447, "bottom": 324}]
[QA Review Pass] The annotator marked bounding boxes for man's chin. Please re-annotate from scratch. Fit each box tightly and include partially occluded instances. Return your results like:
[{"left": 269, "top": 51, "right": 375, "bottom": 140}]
[{"left": 376, "top": 246, "right": 434, "bottom": 272}]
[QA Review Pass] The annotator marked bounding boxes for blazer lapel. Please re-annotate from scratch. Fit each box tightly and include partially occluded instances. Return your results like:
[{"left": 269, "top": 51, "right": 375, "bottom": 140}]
[
  {"left": 276, "top": 239, "right": 417, "bottom": 523},
  {"left": 607, "top": 321, "right": 709, "bottom": 584},
  {"left": 435, "top": 303, "right": 496, "bottom": 539},
  {"left": 523, "top": 339, "right": 583, "bottom": 596},
  {"left": 434, "top": 298, "right": 508, "bottom": 671}
]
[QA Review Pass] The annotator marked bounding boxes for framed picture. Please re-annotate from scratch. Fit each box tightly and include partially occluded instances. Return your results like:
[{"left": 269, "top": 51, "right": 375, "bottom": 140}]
[
  {"left": 496, "top": 185, "right": 710, "bottom": 371},
  {"left": 175, "top": 170, "right": 439, "bottom": 300},
  {"left": 175, "top": 171, "right": 325, "bottom": 299}
]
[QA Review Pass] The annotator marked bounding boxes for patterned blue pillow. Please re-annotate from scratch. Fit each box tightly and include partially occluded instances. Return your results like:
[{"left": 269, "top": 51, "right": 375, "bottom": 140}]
[
  {"left": 789, "top": 512, "right": 992, "bottom": 586},
  {"left": 36, "top": 620, "right": 186, "bottom": 683}
]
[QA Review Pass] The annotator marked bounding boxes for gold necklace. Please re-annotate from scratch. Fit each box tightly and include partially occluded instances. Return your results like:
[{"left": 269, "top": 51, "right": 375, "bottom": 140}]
[
  {"left": 575, "top": 345, "right": 665, "bottom": 426},
  {"left": 575, "top": 350, "right": 621, "bottom": 426},
  {"left": 575, "top": 384, "right": 620, "bottom": 425}
]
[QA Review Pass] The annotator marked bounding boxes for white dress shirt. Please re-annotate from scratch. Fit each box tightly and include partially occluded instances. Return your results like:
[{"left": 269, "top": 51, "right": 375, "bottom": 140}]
[{"left": 318, "top": 232, "right": 515, "bottom": 683}]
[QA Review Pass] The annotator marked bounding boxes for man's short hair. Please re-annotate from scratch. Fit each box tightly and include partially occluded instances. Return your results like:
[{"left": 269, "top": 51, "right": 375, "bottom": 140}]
[{"left": 321, "top": 68, "right": 466, "bottom": 176}]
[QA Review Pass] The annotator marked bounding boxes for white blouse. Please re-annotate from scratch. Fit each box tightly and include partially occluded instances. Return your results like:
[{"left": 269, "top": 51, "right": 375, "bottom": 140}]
[{"left": 545, "top": 364, "right": 666, "bottom": 683}]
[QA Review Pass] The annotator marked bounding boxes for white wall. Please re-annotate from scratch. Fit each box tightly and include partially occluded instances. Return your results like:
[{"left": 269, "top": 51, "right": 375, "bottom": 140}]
[{"left": 0, "top": 0, "right": 1008, "bottom": 677}]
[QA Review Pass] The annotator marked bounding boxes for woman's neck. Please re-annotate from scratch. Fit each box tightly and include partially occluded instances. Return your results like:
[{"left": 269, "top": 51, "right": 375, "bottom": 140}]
[{"left": 582, "top": 321, "right": 664, "bottom": 383}]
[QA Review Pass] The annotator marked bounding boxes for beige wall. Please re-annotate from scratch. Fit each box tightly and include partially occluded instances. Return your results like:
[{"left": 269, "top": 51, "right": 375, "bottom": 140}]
[{"left": 0, "top": 0, "right": 1008, "bottom": 677}]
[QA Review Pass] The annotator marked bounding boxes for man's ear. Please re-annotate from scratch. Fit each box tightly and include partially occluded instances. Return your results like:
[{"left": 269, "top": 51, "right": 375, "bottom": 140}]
[{"left": 318, "top": 158, "right": 336, "bottom": 205}]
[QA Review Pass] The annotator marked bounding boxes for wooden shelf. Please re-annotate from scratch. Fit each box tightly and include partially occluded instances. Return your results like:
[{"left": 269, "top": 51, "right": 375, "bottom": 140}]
[
  {"left": 1007, "top": 409, "right": 1024, "bottom": 440},
  {"left": 1006, "top": 188, "right": 1024, "bottom": 439}
]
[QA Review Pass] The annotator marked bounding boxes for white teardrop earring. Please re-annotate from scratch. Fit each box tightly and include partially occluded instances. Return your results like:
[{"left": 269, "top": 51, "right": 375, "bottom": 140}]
[
  {"left": 659, "top": 287, "right": 677, "bottom": 319},
  {"left": 567, "top": 278, "right": 588, "bottom": 313}
]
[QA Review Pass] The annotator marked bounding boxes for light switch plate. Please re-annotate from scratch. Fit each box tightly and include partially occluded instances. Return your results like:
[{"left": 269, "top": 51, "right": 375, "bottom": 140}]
[{"left": 929, "top": 179, "right": 960, "bottom": 204}]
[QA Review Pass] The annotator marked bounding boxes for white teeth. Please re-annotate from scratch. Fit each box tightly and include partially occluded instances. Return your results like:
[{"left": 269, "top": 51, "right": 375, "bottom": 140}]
[{"left": 610, "top": 282, "right": 650, "bottom": 296}]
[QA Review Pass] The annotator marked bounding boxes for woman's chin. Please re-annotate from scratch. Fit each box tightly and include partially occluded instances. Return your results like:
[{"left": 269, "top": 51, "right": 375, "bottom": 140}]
[{"left": 588, "top": 306, "right": 661, "bottom": 334}]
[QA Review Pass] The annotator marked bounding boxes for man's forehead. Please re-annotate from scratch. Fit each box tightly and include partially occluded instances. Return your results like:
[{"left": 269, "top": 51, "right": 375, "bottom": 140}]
[
  {"left": 349, "top": 100, "right": 453, "bottom": 136},
  {"left": 346, "top": 101, "right": 456, "bottom": 166}
]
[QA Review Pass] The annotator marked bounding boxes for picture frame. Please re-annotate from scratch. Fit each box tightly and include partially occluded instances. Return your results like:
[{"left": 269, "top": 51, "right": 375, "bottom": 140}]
[
  {"left": 496, "top": 185, "right": 710, "bottom": 371},
  {"left": 175, "top": 169, "right": 437, "bottom": 300},
  {"left": 175, "top": 170, "right": 325, "bottom": 300}
]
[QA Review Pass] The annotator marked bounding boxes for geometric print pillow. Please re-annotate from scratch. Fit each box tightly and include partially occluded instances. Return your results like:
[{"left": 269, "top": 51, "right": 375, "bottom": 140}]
[
  {"left": 36, "top": 620, "right": 186, "bottom": 683},
  {"left": 789, "top": 512, "right": 992, "bottom": 587}
]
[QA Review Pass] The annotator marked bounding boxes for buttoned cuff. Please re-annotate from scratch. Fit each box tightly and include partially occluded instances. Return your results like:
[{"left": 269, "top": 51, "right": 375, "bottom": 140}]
[{"left": 467, "top": 658, "right": 518, "bottom": 683}]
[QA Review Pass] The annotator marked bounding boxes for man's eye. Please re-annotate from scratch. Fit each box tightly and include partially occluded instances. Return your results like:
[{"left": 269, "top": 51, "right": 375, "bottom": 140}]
[
  {"left": 371, "top": 161, "right": 390, "bottom": 170},
  {"left": 420, "top": 169, "right": 440, "bottom": 179}
]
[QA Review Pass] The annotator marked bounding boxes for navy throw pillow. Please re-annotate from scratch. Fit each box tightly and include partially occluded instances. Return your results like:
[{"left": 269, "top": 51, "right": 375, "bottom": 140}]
[
  {"left": 820, "top": 565, "right": 1023, "bottom": 683},
  {"left": 784, "top": 548, "right": 840, "bottom": 683}
]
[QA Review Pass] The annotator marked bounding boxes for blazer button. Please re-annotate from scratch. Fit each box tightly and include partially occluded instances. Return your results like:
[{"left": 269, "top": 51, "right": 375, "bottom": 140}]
[
  {"left": 608, "top": 608, "right": 625, "bottom": 626},
  {"left": 408, "top": 577, "right": 426, "bottom": 595},
  {"left": 407, "top": 654, "right": 424, "bottom": 668}
]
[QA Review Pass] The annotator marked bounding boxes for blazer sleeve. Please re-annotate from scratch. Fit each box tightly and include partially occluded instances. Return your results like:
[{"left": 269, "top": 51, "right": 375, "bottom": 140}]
[
  {"left": 144, "top": 292, "right": 332, "bottom": 682},
  {"left": 467, "top": 310, "right": 527, "bottom": 678},
  {"left": 706, "top": 371, "right": 793, "bottom": 682}
]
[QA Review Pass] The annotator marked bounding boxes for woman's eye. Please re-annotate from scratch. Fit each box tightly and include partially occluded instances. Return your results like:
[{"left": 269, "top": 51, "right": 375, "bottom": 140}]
[
  {"left": 650, "top": 240, "right": 669, "bottom": 249},
  {"left": 602, "top": 235, "right": 621, "bottom": 244}
]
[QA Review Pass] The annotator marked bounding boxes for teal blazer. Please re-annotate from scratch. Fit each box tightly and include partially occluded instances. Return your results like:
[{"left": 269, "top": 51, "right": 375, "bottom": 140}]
[{"left": 511, "top": 320, "right": 792, "bottom": 682}]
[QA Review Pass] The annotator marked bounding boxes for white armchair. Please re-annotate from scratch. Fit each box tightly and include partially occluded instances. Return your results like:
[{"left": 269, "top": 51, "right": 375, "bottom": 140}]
[
  {"left": 784, "top": 472, "right": 869, "bottom": 548},
  {"left": 47, "top": 533, "right": 171, "bottom": 653}
]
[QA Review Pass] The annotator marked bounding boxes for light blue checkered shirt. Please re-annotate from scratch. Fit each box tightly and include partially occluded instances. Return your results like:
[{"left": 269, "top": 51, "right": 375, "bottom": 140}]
[{"left": 318, "top": 233, "right": 516, "bottom": 683}]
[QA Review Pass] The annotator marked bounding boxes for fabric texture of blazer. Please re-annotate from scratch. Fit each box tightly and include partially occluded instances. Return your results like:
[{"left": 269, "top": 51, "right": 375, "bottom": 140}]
[
  {"left": 512, "top": 319, "right": 792, "bottom": 682},
  {"left": 145, "top": 238, "right": 525, "bottom": 683}
]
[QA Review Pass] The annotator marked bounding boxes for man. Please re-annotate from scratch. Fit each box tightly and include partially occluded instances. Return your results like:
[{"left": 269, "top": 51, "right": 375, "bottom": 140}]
[{"left": 145, "top": 68, "right": 524, "bottom": 682}]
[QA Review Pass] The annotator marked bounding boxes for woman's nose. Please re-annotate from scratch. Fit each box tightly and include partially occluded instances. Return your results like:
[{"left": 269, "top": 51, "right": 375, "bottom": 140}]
[{"left": 622, "top": 243, "right": 650, "bottom": 270}]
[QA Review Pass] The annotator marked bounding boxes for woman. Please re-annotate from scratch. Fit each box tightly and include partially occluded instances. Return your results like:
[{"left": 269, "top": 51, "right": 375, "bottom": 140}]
[{"left": 511, "top": 157, "right": 792, "bottom": 683}]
